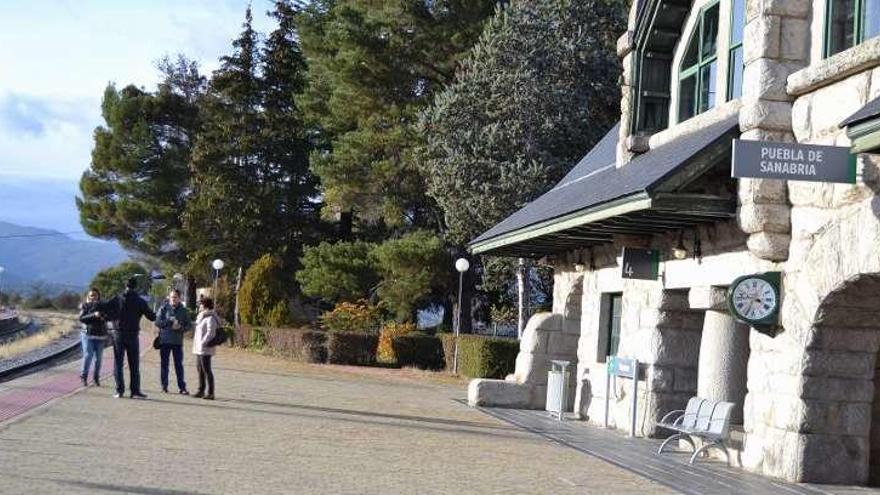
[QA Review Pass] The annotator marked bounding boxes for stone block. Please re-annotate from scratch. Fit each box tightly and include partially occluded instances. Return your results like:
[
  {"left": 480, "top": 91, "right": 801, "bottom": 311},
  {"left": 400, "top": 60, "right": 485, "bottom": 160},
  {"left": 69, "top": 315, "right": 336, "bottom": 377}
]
[
  {"left": 780, "top": 17, "right": 810, "bottom": 61},
  {"left": 739, "top": 98, "right": 793, "bottom": 132},
  {"left": 743, "top": 15, "right": 781, "bottom": 64},
  {"left": 531, "top": 384, "right": 548, "bottom": 409},
  {"left": 762, "top": 0, "right": 810, "bottom": 17},
  {"left": 800, "top": 376, "right": 874, "bottom": 402},
  {"left": 790, "top": 206, "right": 834, "bottom": 239},
  {"left": 747, "top": 231, "right": 790, "bottom": 260},
  {"left": 739, "top": 128, "right": 796, "bottom": 143},
  {"left": 688, "top": 285, "right": 728, "bottom": 310},
  {"left": 513, "top": 352, "right": 552, "bottom": 385},
  {"left": 647, "top": 365, "right": 674, "bottom": 392},
  {"left": 467, "top": 379, "right": 532, "bottom": 408},
  {"left": 809, "top": 71, "right": 871, "bottom": 137},
  {"left": 796, "top": 433, "right": 869, "bottom": 483},
  {"left": 657, "top": 289, "right": 689, "bottom": 311},
  {"left": 519, "top": 328, "right": 550, "bottom": 354},
  {"left": 673, "top": 367, "right": 698, "bottom": 393},
  {"left": 738, "top": 202, "right": 791, "bottom": 233},
  {"left": 617, "top": 30, "right": 634, "bottom": 57},
  {"left": 871, "top": 66, "right": 880, "bottom": 100},
  {"left": 787, "top": 37, "right": 880, "bottom": 96},
  {"left": 738, "top": 177, "right": 789, "bottom": 204},
  {"left": 651, "top": 329, "right": 702, "bottom": 367},
  {"left": 791, "top": 95, "right": 812, "bottom": 142},
  {"left": 743, "top": 58, "right": 801, "bottom": 101},
  {"left": 547, "top": 332, "right": 578, "bottom": 355},
  {"left": 561, "top": 317, "right": 580, "bottom": 335},
  {"left": 801, "top": 399, "right": 872, "bottom": 436},
  {"left": 525, "top": 312, "right": 562, "bottom": 333},
  {"left": 787, "top": 181, "right": 835, "bottom": 207}
]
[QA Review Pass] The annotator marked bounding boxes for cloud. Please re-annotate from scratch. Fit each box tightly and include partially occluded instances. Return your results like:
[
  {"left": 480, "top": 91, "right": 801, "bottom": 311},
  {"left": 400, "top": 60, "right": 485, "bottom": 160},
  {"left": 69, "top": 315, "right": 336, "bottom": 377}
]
[{"left": 0, "top": 93, "right": 98, "bottom": 138}]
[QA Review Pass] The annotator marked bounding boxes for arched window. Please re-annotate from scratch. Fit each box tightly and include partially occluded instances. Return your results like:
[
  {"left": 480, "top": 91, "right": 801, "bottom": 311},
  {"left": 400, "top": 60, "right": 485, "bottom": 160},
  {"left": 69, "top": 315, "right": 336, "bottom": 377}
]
[
  {"left": 728, "top": 0, "right": 745, "bottom": 100},
  {"left": 679, "top": 2, "right": 720, "bottom": 122},
  {"left": 825, "top": 0, "right": 880, "bottom": 57}
]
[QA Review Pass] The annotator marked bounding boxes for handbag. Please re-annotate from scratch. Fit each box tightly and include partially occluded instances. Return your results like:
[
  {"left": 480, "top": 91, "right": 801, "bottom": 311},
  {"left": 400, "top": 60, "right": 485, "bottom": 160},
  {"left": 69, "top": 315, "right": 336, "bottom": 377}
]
[{"left": 152, "top": 336, "right": 161, "bottom": 349}]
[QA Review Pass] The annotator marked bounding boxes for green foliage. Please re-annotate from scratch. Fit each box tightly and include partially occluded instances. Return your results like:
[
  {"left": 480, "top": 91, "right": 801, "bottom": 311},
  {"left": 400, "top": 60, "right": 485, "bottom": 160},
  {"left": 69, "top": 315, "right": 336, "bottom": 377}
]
[
  {"left": 89, "top": 261, "right": 151, "bottom": 300},
  {"left": 319, "top": 300, "right": 383, "bottom": 333},
  {"left": 440, "top": 334, "right": 519, "bottom": 378},
  {"left": 377, "top": 321, "right": 416, "bottom": 363},
  {"left": 369, "top": 231, "right": 450, "bottom": 322},
  {"left": 326, "top": 332, "right": 379, "bottom": 365},
  {"left": 391, "top": 333, "right": 445, "bottom": 370},
  {"left": 418, "top": 0, "right": 626, "bottom": 245},
  {"left": 238, "top": 254, "right": 291, "bottom": 326},
  {"left": 296, "top": 241, "right": 378, "bottom": 302},
  {"left": 296, "top": 0, "right": 496, "bottom": 226},
  {"left": 78, "top": 56, "right": 204, "bottom": 267},
  {"left": 489, "top": 304, "right": 516, "bottom": 326}
]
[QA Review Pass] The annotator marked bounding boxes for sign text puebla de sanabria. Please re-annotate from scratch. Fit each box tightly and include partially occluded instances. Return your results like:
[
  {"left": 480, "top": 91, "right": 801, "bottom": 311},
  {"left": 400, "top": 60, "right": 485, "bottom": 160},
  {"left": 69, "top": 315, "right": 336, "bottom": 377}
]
[{"left": 732, "top": 139, "right": 856, "bottom": 184}]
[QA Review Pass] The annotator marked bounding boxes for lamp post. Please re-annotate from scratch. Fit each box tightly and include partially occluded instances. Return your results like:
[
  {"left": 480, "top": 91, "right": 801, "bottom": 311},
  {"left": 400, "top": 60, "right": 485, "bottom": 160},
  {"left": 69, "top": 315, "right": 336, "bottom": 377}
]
[
  {"left": 453, "top": 257, "right": 470, "bottom": 374},
  {"left": 211, "top": 259, "right": 224, "bottom": 297}
]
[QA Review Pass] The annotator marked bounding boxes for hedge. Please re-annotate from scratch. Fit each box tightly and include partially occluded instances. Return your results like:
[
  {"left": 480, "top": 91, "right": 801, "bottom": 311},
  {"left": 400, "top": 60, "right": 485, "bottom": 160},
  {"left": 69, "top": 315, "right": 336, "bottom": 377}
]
[
  {"left": 391, "top": 333, "right": 445, "bottom": 370},
  {"left": 327, "top": 332, "right": 378, "bottom": 365},
  {"left": 235, "top": 325, "right": 327, "bottom": 363},
  {"left": 440, "top": 334, "right": 519, "bottom": 378}
]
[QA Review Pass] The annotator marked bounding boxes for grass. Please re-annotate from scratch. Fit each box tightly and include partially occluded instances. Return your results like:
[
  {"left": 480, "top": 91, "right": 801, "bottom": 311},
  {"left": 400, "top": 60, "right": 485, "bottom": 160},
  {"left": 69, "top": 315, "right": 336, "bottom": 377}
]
[{"left": 0, "top": 311, "right": 79, "bottom": 361}]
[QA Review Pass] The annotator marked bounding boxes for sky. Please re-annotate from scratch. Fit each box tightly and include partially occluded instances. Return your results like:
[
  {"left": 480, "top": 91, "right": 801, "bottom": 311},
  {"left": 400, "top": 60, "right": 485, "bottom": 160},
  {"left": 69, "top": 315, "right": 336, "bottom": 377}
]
[{"left": 0, "top": 0, "right": 278, "bottom": 234}]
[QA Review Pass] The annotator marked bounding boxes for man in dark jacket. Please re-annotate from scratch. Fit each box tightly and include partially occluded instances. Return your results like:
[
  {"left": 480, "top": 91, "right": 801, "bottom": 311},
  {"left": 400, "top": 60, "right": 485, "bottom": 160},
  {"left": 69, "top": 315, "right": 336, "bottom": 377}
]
[
  {"left": 155, "top": 288, "right": 191, "bottom": 394},
  {"left": 106, "top": 277, "right": 156, "bottom": 399}
]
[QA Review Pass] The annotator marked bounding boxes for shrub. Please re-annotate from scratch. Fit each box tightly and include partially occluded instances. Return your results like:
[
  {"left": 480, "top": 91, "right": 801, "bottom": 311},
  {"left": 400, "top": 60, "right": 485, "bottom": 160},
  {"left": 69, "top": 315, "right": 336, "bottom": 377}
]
[
  {"left": 264, "top": 327, "right": 327, "bottom": 363},
  {"left": 440, "top": 334, "right": 519, "bottom": 378},
  {"left": 319, "top": 300, "right": 383, "bottom": 333},
  {"left": 391, "top": 333, "right": 445, "bottom": 370},
  {"left": 327, "top": 332, "right": 378, "bottom": 365},
  {"left": 297, "top": 240, "right": 378, "bottom": 302},
  {"left": 377, "top": 321, "right": 416, "bottom": 363},
  {"left": 239, "top": 254, "right": 291, "bottom": 326}
]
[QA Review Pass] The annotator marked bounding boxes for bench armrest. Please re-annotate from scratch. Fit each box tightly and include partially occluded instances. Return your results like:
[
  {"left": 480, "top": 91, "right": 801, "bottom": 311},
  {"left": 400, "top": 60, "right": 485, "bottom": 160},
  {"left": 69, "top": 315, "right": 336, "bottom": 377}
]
[{"left": 658, "top": 409, "right": 684, "bottom": 425}]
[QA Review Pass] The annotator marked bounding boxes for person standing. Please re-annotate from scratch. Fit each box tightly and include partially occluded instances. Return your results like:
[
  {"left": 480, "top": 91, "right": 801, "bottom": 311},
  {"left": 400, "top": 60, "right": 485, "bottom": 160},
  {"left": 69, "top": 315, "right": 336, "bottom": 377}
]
[
  {"left": 108, "top": 277, "right": 156, "bottom": 399},
  {"left": 192, "top": 297, "right": 218, "bottom": 400},
  {"left": 78, "top": 288, "right": 109, "bottom": 387},
  {"left": 156, "top": 288, "right": 191, "bottom": 394}
]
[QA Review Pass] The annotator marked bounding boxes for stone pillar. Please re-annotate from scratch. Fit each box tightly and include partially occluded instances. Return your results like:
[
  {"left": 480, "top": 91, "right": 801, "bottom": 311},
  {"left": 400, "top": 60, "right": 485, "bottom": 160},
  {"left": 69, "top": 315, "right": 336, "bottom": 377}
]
[
  {"left": 690, "top": 286, "right": 750, "bottom": 423},
  {"left": 738, "top": 0, "right": 811, "bottom": 261}
]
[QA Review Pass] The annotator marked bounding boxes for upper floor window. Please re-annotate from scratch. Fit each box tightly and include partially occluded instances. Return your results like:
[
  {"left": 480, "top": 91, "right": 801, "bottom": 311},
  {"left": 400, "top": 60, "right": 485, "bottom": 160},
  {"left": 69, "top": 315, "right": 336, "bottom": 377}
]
[
  {"left": 679, "top": 2, "right": 720, "bottom": 122},
  {"left": 728, "top": 0, "right": 745, "bottom": 100},
  {"left": 825, "top": 0, "right": 880, "bottom": 57}
]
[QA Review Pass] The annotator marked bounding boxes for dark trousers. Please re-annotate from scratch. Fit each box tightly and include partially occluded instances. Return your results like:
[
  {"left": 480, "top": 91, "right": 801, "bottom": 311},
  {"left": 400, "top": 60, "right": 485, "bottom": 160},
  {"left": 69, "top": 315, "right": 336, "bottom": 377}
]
[
  {"left": 159, "top": 344, "right": 186, "bottom": 391},
  {"left": 196, "top": 355, "right": 214, "bottom": 395},
  {"left": 113, "top": 332, "right": 141, "bottom": 395}
]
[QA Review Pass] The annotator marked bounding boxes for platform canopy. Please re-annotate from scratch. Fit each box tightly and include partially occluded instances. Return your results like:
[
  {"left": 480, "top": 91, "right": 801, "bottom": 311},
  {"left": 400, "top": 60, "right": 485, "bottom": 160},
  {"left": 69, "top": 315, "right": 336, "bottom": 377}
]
[
  {"left": 840, "top": 95, "right": 880, "bottom": 153},
  {"left": 469, "top": 115, "right": 740, "bottom": 258}
]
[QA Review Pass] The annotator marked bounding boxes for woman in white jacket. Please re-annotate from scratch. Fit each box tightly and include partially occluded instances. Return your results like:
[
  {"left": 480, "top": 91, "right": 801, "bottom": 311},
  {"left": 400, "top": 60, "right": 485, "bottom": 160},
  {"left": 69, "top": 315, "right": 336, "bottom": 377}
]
[{"left": 192, "top": 297, "right": 218, "bottom": 400}]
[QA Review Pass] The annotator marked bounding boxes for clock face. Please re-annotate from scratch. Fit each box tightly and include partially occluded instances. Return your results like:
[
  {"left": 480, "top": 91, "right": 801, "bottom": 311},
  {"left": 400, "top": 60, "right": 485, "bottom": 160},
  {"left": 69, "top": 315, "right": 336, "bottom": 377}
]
[{"left": 731, "top": 277, "right": 778, "bottom": 322}]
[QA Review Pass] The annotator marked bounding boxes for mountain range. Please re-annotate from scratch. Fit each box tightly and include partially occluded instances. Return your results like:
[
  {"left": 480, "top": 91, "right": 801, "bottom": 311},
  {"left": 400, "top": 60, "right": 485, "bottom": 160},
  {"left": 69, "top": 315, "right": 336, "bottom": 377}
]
[{"left": 0, "top": 221, "right": 130, "bottom": 294}]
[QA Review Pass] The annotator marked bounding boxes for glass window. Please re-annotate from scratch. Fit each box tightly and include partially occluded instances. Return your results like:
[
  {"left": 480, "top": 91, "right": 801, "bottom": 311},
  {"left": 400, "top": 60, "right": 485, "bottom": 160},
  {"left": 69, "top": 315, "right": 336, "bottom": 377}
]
[
  {"left": 606, "top": 294, "right": 622, "bottom": 358},
  {"left": 728, "top": 0, "right": 745, "bottom": 100},
  {"left": 679, "top": 2, "right": 719, "bottom": 121},
  {"left": 826, "top": 0, "right": 880, "bottom": 57}
]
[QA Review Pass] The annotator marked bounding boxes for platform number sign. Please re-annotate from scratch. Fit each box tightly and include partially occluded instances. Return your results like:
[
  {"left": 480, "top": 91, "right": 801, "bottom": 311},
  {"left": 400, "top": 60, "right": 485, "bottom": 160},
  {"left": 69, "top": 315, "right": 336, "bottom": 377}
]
[
  {"left": 621, "top": 247, "right": 660, "bottom": 280},
  {"left": 727, "top": 272, "right": 781, "bottom": 326}
]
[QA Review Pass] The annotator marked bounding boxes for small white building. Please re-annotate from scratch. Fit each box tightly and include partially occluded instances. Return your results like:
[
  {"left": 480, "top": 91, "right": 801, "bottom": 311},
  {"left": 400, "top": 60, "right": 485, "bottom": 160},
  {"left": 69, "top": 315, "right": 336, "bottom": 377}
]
[{"left": 468, "top": 0, "right": 880, "bottom": 485}]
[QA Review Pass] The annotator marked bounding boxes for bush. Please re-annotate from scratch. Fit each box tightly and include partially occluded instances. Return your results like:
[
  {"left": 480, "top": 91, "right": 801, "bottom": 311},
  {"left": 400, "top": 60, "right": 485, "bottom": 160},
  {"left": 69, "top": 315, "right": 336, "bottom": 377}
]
[
  {"left": 327, "top": 332, "right": 378, "bottom": 365},
  {"left": 319, "top": 300, "right": 383, "bottom": 333},
  {"left": 377, "top": 321, "right": 416, "bottom": 363},
  {"left": 391, "top": 333, "right": 445, "bottom": 370},
  {"left": 297, "top": 240, "right": 378, "bottom": 302},
  {"left": 264, "top": 327, "right": 327, "bottom": 363},
  {"left": 239, "top": 254, "right": 291, "bottom": 326},
  {"left": 440, "top": 334, "right": 519, "bottom": 378}
]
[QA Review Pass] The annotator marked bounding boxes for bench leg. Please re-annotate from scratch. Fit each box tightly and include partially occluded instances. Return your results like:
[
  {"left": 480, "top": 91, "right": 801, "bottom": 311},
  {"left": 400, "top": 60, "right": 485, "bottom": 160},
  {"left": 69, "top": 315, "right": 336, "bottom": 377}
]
[
  {"left": 688, "top": 440, "right": 730, "bottom": 465},
  {"left": 657, "top": 433, "right": 695, "bottom": 454}
]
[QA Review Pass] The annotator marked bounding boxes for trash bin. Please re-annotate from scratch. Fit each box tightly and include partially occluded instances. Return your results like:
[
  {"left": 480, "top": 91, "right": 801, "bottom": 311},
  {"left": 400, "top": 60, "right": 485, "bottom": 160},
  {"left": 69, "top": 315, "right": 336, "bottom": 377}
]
[{"left": 546, "top": 360, "right": 572, "bottom": 420}]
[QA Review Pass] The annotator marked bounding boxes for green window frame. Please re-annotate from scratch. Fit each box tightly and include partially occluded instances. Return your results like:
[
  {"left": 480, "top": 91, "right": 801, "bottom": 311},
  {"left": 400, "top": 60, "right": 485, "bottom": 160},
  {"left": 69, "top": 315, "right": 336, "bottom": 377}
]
[
  {"left": 605, "top": 293, "right": 623, "bottom": 358},
  {"left": 825, "top": 0, "right": 880, "bottom": 57},
  {"left": 678, "top": 1, "right": 721, "bottom": 122},
  {"left": 728, "top": 0, "right": 745, "bottom": 100}
]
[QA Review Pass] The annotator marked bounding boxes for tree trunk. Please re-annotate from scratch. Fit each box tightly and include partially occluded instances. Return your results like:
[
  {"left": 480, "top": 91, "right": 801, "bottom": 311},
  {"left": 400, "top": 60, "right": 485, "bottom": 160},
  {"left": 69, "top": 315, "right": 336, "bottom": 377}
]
[
  {"left": 339, "top": 210, "right": 353, "bottom": 240},
  {"left": 185, "top": 276, "right": 198, "bottom": 310}
]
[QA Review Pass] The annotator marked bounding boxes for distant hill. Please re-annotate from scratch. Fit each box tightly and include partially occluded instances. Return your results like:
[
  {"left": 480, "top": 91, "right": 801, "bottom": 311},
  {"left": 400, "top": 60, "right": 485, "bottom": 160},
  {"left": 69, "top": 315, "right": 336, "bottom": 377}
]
[{"left": 0, "top": 221, "right": 130, "bottom": 294}]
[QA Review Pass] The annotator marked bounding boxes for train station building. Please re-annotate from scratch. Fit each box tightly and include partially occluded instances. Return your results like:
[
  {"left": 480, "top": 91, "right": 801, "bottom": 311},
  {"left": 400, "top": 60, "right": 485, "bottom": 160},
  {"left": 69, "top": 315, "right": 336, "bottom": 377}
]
[{"left": 468, "top": 0, "right": 880, "bottom": 485}]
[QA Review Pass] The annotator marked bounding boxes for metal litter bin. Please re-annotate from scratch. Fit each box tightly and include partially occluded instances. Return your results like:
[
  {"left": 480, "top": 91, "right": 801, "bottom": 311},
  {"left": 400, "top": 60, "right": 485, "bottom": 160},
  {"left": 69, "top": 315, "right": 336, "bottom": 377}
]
[{"left": 546, "top": 360, "right": 572, "bottom": 420}]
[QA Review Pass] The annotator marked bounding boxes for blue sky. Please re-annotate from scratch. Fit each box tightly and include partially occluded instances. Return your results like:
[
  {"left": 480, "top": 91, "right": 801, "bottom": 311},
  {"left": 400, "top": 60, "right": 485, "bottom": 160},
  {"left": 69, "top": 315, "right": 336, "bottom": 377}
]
[
  {"left": 0, "top": 0, "right": 277, "bottom": 182},
  {"left": 0, "top": 1, "right": 278, "bottom": 235}
]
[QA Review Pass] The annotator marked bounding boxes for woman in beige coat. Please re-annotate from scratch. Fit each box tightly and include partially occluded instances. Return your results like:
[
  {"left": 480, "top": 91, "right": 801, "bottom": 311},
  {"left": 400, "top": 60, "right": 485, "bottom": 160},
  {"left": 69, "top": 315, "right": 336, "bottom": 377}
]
[{"left": 192, "top": 297, "right": 218, "bottom": 400}]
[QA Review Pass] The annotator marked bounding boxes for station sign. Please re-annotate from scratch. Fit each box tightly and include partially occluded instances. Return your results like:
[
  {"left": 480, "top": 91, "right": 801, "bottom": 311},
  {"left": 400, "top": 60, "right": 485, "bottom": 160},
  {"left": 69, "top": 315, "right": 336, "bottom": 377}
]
[
  {"left": 621, "top": 247, "right": 659, "bottom": 280},
  {"left": 732, "top": 139, "right": 856, "bottom": 183}
]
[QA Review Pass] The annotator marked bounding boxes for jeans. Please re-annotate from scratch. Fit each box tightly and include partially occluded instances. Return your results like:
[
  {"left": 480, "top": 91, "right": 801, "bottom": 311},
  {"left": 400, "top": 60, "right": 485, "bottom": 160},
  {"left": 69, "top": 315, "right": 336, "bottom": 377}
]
[
  {"left": 80, "top": 334, "right": 106, "bottom": 380},
  {"left": 113, "top": 332, "right": 141, "bottom": 395},
  {"left": 196, "top": 355, "right": 214, "bottom": 395},
  {"left": 159, "top": 345, "right": 186, "bottom": 391}
]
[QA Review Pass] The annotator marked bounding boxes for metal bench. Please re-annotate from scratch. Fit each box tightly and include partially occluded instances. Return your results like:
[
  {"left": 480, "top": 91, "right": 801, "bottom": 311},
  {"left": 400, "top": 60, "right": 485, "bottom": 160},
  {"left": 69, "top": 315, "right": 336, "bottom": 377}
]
[{"left": 656, "top": 397, "right": 734, "bottom": 464}]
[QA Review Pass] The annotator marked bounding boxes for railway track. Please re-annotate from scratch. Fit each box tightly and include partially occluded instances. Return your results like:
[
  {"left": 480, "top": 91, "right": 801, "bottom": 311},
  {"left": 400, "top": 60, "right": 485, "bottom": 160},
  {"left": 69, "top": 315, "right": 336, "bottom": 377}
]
[{"left": 0, "top": 317, "right": 82, "bottom": 383}]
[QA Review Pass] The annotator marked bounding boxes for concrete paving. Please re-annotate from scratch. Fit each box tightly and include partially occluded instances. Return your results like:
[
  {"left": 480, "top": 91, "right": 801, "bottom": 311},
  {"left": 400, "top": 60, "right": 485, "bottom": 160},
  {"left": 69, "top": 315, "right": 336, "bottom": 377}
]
[{"left": 0, "top": 344, "right": 673, "bottom": 494}]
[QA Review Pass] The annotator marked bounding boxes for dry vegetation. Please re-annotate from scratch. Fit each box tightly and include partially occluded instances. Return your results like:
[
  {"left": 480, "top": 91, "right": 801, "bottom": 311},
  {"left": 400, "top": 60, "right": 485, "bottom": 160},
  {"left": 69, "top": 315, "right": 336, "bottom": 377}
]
[{"left": 0, "top": 311, "right": 79, "bottom": 361}]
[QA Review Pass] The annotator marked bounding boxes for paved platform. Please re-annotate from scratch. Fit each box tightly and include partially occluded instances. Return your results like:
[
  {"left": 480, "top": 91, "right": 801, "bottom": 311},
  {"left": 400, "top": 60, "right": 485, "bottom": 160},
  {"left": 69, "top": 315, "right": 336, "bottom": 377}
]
[{"left": 0, "top": 344, "right": 674, "bottom": 494}]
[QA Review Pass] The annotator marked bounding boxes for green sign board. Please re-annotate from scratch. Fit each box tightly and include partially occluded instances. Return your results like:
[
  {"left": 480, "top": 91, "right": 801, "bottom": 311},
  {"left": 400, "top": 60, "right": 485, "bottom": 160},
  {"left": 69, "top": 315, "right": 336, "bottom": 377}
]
[{"left": 621, "top": 247, "right": 659, "bottom": 280}]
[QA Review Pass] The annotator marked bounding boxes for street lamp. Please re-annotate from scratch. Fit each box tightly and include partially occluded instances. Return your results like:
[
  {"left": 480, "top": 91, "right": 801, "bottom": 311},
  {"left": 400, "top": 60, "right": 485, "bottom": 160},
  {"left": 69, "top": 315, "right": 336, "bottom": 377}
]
[
  {"left": 211, "top": 259, "right": 224, "bottom": 297},
  {"left": 453, "top": 257, "right": 470, "bottom": 374}
]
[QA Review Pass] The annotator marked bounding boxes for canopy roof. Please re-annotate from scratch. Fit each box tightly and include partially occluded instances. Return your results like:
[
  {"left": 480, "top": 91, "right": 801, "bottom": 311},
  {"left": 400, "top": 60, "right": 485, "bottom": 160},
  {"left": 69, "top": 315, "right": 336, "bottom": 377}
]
[{"left": 470, "top": 114, "right": 740, "bottom": 257}]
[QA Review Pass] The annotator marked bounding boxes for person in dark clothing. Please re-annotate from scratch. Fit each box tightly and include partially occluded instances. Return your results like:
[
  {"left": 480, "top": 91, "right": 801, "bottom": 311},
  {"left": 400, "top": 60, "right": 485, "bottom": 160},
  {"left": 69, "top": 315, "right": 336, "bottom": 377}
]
[
  {"left": 106, "top": 277, "right": 156, "bottom": 399},
  {"left": 155, "top": 288, "right": 191, "bottom": 394},
  {"left": 78, "top": 288, "right": 109, "bottom": 387}
]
